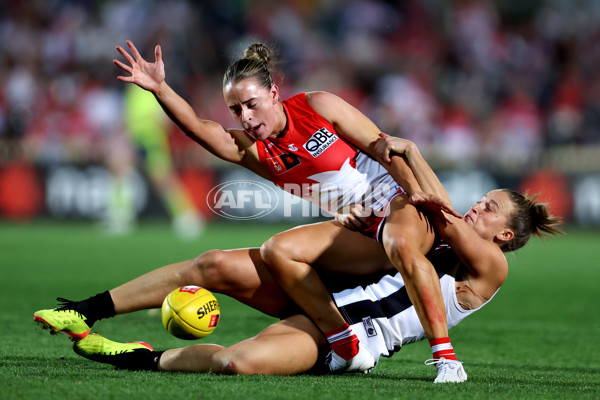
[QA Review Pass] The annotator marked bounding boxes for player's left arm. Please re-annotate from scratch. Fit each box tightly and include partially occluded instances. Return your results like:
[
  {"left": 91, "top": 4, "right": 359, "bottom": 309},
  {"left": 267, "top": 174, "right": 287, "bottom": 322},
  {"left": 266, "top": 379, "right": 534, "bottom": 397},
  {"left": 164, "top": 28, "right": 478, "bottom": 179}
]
[{"left": 306, "top": 91, "right": 421, "bottom": 195}]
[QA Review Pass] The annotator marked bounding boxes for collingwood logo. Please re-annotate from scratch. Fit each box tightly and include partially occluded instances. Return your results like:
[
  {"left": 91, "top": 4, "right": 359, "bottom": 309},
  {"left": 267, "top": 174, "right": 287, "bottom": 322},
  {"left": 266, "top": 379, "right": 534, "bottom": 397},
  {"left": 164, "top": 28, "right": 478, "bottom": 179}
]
[
  {"left": 303, "top": 128, "right": 337, "bottom": 157},
  {"left": 362, "top": 316, "right": 377, "bottom": 337}
]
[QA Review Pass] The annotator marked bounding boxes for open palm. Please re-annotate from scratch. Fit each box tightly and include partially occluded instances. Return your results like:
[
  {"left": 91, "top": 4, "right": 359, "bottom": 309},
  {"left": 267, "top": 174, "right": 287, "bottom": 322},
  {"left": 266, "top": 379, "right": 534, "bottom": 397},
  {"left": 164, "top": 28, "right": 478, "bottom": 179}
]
[{"left": 113, "top": 40, "right": 165, "bottom": 92}]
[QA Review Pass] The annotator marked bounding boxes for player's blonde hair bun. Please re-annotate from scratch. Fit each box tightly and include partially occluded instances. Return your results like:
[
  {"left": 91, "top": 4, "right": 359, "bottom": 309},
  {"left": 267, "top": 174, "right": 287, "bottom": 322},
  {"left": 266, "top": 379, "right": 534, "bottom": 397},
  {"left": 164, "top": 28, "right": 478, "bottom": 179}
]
[{"left": 243, "top": 43, "right": 272, "bottom": 65}]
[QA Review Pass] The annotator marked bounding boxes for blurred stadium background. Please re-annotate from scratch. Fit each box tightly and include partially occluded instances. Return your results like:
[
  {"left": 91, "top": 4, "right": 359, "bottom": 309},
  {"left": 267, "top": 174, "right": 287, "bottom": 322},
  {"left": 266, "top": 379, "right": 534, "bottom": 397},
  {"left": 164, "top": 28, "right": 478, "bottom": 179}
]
[{"left": 1, "top": 0, "right": 599, "bottom": 231}]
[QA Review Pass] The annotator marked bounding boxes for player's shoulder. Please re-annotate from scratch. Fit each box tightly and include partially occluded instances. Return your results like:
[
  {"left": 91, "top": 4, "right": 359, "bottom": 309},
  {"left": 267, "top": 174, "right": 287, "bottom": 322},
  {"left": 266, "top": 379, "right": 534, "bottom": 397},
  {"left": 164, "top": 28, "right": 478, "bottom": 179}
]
[
  {"left": 447, "top": 222, "right": 509, "bottom": 282},
  {"left": 471, "top": 247, "right": 508, "bottom": 301},
  {"left": 304, "top": 91, "right": 350, "bottom": 119},
  {"left": 286, "top": 91, "right": 340, "bottom": 106},
  {"left": 476, "top": 243, "right": 509, "bottom": 286},
  {"left": 304, "top": 91, "right": 341, "bottom": 105},
  {"left": 284, "top": 92, "right": 336, "bottom": 120}
]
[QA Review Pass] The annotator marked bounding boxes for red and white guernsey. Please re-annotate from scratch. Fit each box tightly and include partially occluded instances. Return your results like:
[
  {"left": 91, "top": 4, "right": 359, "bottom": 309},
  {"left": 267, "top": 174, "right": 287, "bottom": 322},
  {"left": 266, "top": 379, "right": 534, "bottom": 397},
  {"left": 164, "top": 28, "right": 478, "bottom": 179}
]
[{"left": 255, "top": 93, "right": 401, "bottom": 215}]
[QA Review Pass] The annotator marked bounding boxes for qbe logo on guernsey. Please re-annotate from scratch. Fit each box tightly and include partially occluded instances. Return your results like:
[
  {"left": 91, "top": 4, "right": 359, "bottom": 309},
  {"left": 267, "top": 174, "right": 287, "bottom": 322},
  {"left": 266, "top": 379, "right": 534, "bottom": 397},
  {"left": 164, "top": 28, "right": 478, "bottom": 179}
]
[{"left": 303, "top": 128, "right": 338, "bottom": 157}]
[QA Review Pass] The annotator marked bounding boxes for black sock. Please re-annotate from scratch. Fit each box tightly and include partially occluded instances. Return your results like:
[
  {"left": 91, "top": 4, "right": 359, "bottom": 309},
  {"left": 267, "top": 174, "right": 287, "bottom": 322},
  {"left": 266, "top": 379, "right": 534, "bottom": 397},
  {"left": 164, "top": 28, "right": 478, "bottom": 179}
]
[
  {"left": 66, "top": 291, "right": 116, "bottom": 327},
  {"left": 109, "top": 350, "right": 165, "bottom": 371}
]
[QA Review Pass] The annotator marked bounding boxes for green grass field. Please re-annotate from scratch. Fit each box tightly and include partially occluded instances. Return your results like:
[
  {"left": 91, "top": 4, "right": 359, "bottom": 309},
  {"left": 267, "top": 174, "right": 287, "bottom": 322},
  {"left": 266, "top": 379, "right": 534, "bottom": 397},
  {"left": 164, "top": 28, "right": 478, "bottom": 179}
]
[{"left": 1, "top": 221, "right": 599, "bottom": 399}]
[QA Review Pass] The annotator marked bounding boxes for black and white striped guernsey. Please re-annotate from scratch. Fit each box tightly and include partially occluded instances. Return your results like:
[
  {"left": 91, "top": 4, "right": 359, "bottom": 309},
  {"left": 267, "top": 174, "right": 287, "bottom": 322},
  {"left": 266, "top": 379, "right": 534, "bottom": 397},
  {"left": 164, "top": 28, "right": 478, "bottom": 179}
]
[{"left": 330, "top": 270, "right": 498, "bottom": 363}]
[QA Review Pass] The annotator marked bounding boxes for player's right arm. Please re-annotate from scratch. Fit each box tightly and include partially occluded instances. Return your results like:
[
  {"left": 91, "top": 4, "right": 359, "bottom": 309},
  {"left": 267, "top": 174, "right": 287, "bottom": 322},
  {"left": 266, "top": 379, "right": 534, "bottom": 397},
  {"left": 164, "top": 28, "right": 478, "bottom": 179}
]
[{"left": 114, "top": 40, "right": 248, "bottom": 165}]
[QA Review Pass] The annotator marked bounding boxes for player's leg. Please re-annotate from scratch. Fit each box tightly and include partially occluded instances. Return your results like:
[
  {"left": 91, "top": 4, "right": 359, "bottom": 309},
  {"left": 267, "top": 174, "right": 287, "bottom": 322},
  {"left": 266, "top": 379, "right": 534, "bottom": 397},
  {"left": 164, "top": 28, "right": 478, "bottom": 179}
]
[
  {"left": 102, "top": 133, "right": 137, "bottom": 235},
  {"left": 34, "top": 248, "right": 293, "bottom": 337},
  {"left": 381, "top": 195, "right": 443, "bottom": 339},
  {"left": 159, "top": 315, "right": 326, "bottom": 375},
  {"left": 260, "top": 220, "right": 393, "bottom": 333},
  {"left": 111, "top": 248, "right": 291, "bottom": 317},
  {"left": 381, "top": 195, "right": 464, "bottom": 381},
  {"left": 72, "top": 315, "right": 325, "bottom": 375},
  {"left": 143, "top": 143, "right": 204, "bottom": 240},
  {"left": 260, "top": 220, "right": 392, "bottom": 371}
]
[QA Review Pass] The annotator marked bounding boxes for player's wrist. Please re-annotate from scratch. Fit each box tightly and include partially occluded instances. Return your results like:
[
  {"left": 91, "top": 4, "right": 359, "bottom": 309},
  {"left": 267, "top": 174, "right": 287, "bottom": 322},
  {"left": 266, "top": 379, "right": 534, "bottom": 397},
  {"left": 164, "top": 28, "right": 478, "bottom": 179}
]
[
  {"left": 153, "top": 80, "right": 170, "bottom": 97},
  {"left": 402, "top": 141, "right": 419, "bottom": 162}
]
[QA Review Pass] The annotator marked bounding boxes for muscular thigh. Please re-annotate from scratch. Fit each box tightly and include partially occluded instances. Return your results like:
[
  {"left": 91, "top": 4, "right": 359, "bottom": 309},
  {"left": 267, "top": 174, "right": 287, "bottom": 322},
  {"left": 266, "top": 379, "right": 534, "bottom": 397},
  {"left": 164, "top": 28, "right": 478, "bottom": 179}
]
[
  {"left": 212, "top": 248, "right": 294, "bottom": 317},
  {"left": 270, "top": 220, "right": 393, "bottom": 274},
  {"left": 221, "top": 315, "right": 326, "bottom": 375}
]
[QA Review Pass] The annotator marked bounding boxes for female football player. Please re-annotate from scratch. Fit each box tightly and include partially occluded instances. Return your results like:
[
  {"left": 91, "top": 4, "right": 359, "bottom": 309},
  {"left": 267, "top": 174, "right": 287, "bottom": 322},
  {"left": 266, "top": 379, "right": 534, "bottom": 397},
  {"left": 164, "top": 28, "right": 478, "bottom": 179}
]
[
  {"left": 68, "top": 134, "right": 561, "bottom": 382},
  {"left": 104, "top": 40, "right": 463, "bottom": 373},
  {"left": 34, "top": 40, "right": 555, "bottom": 382}
]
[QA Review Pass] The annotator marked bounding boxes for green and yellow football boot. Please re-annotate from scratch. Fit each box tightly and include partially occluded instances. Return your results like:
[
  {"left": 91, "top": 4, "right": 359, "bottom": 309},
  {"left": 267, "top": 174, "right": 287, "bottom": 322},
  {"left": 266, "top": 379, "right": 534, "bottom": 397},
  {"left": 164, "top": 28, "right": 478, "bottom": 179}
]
[
  {"left": 34, "top": 299, "right": 91, "bottom": 340},
  {"left": 73, "top": 333, "right": 154, "bottom": 368}
]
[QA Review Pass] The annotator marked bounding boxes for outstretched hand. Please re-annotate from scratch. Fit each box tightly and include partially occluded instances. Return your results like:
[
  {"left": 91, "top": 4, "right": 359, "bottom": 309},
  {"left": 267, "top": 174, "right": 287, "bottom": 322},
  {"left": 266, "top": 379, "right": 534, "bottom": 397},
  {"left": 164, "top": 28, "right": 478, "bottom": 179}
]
[
  {"left": 409, "top": 192, "right": 463, "bottom": 224},
  {"left": 114, "top": 40, "right": 165, "bottom": 92}
]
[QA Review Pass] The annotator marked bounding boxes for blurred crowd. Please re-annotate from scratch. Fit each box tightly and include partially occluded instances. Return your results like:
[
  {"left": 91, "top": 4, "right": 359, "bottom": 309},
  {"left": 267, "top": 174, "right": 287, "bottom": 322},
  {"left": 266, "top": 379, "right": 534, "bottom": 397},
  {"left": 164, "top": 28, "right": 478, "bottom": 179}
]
[{"left": 2, "top": 0, "right": 600, "bottom": 174}]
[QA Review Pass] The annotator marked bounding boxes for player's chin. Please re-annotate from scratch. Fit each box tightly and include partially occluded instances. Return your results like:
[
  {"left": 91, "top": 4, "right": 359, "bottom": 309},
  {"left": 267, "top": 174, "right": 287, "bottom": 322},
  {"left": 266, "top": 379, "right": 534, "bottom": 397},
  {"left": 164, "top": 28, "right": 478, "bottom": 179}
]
[
  {"left": 245, "top": 126, "right": 266, "bottom": 140},
  {"left": 255, "top": 129, "right": 273, "bottom": 141}
]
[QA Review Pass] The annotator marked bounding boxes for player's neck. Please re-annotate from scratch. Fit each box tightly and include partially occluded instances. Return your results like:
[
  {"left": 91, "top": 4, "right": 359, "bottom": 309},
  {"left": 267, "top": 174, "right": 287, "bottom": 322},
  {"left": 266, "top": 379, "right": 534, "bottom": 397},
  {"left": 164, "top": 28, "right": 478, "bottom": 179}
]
[{"left": 272, "top": 103, "right": 288, "bottom": 139}]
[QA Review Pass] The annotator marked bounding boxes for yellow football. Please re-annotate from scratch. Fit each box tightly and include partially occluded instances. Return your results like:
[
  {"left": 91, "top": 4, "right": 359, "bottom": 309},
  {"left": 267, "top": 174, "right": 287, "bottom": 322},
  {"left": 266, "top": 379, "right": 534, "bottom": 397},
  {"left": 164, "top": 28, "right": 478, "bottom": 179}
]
[{"left": 161, "top": 286, "right": 220, "bottom": 339}]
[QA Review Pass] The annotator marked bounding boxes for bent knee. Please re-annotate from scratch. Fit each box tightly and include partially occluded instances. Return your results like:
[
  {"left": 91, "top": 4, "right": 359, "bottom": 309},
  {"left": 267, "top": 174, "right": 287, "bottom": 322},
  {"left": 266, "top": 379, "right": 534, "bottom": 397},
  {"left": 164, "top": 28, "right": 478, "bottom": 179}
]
[
  {"left": 185, "top": 249, "right": 234, "bottom": 289},
  {"left": 383, "top": 233, "right": 412, "bottom": 259},
  {"left": 260, "top": 234, "right": 295, "bottom": 266},
  {"left": 212, "top": 351, "right": 261, "bottom": 375},
  {"left": 382, "top": 234, "right": 418, "bottom": 273}
]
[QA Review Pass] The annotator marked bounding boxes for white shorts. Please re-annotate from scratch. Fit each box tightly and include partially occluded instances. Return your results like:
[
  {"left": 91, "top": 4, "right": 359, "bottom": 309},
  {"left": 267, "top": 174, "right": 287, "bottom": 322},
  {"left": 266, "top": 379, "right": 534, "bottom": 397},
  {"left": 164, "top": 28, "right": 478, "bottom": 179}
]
[{"left": 331, "top": 271, "right": 412, "bottom": 365}]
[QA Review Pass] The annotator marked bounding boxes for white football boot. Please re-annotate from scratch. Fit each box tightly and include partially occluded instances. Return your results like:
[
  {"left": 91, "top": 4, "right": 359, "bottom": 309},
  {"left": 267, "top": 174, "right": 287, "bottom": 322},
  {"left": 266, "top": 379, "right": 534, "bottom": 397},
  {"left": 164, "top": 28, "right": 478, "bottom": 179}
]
[
  {"left": 327, "top": 342, "right": 377, "bottom": 374},
  {"left": 425, "top": 358, "right": 468, "bottom": 383}
]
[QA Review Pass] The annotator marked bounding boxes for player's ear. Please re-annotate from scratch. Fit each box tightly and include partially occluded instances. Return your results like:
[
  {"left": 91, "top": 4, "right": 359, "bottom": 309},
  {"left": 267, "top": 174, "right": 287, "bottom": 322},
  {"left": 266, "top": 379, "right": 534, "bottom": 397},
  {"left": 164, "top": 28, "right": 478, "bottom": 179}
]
[
  {"left": 496, "top": 229, "right": 514, "bottom": 243},
  {"left": 270, "top": 84, "right": 279, "bottom": 104}
]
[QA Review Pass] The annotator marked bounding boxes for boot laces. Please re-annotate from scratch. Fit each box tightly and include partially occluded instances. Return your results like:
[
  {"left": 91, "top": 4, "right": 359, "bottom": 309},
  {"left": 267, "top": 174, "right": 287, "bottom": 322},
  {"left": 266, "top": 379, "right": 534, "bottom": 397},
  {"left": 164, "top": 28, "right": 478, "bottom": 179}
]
[{"left": 55, "top": 297, "right": 86, "bottom": 318}]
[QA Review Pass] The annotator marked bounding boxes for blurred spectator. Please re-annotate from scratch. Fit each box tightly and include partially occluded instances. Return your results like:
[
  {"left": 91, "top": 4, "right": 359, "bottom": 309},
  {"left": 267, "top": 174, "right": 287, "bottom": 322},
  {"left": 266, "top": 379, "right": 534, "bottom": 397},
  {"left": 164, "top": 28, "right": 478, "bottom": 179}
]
[
  {"left": 435, "top": 102, "right": 479, "bottom": 166},
  {"left": 2, "top": 0, "right": 600, "bottom": 223},
  {"left": 374, "top": 72, "right": 438, "bottom": 150},
  {"left": 482, "top": 81, "right": 544, "bottom": 170}
]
